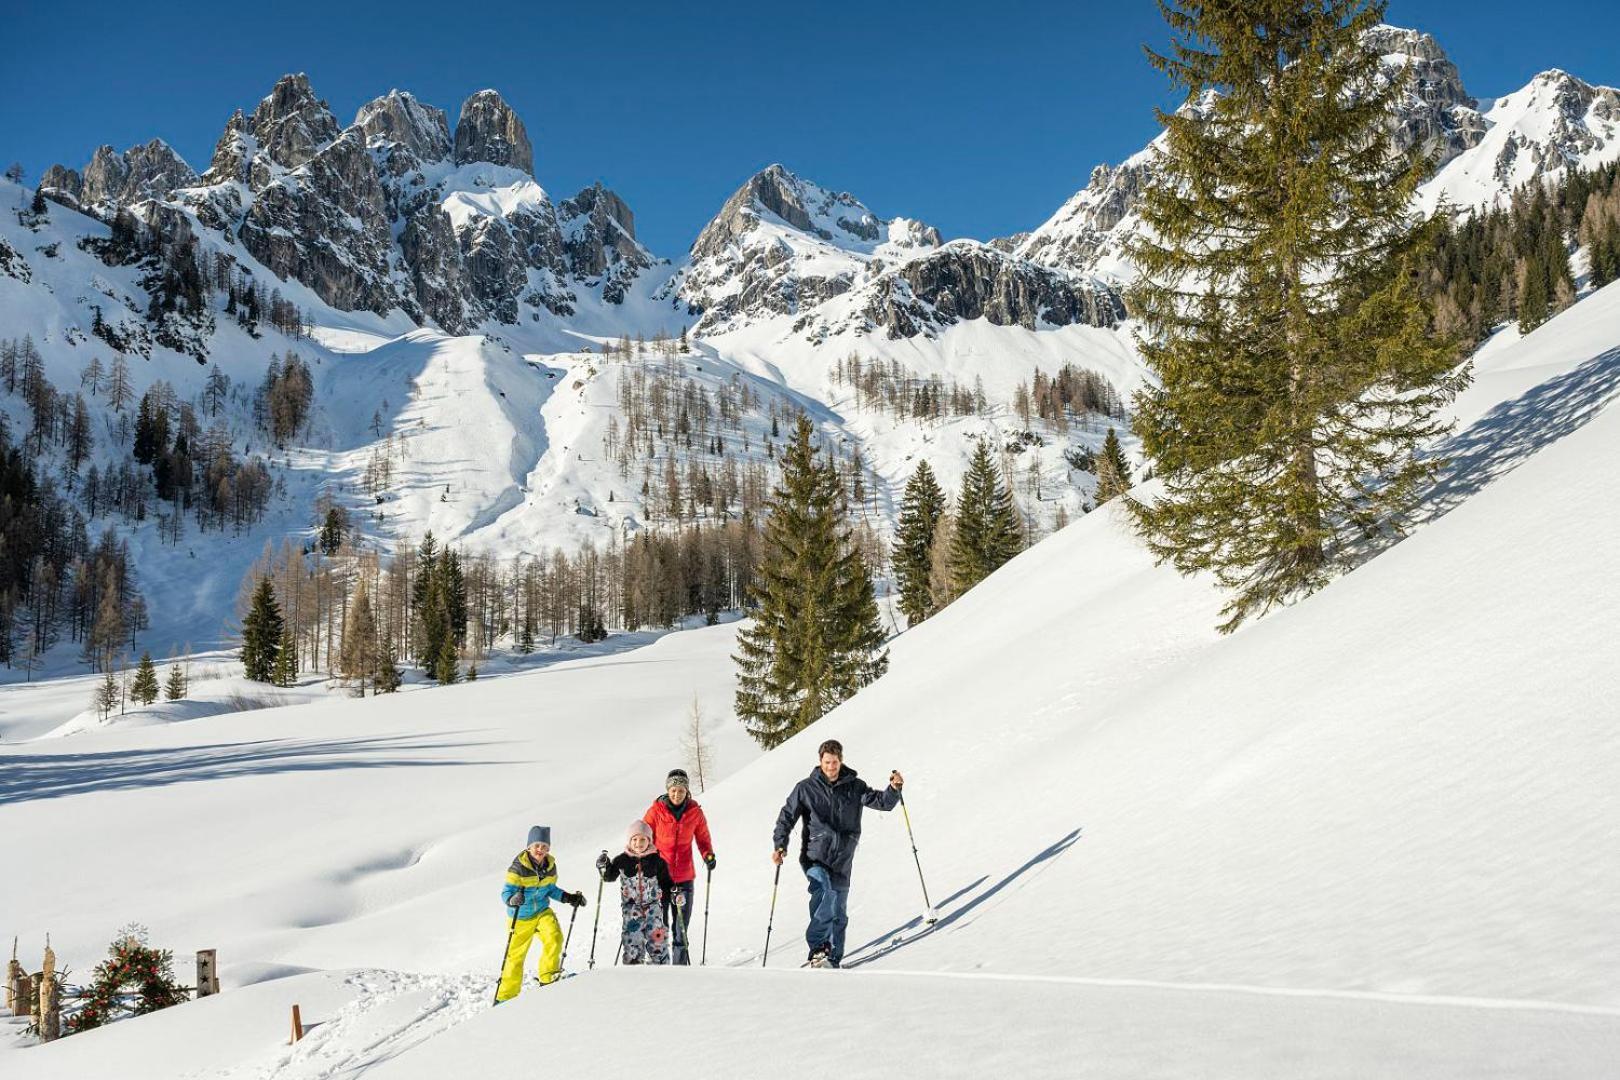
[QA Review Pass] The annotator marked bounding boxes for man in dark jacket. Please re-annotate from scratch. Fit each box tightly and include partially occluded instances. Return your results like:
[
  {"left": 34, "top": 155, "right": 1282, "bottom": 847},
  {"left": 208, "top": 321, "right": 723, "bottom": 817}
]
[{"left": 771, "top": 738, "right": 903, "bottom": 967}]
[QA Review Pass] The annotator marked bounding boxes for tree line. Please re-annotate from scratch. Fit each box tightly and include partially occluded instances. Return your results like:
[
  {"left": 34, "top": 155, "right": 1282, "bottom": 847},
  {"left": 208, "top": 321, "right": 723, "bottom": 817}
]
[
  {"left": 233, "top": 515, "right": 778, "bottom": 694},
  {"left": 1422, "top": 159, "right": 1620, "bottom": 347}
]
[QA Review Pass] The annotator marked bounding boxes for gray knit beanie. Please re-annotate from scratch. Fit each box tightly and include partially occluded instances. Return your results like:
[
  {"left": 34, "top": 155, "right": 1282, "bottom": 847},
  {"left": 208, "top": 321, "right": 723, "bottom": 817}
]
[{"left": 527, "top": 825, "right": 551, "bottom": 847}]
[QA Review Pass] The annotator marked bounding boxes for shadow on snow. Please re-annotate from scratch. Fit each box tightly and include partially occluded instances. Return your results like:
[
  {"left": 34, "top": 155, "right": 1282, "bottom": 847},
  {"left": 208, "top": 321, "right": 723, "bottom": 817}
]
[
  {"left": 843, "top": 826, "right": 1084, "bottom": 967},
  {"left": 0, "top": 733, "right": 511, "bottom": 805}
]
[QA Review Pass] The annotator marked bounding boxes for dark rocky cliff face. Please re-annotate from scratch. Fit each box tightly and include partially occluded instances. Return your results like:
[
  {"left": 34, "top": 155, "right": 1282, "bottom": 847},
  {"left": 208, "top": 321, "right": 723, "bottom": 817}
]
[
  {"left": 858, "top": 243, "right": 1124, "bottom": 339},
  {"left": 454, "top": 90, "right": 534, "bottom": 174}
]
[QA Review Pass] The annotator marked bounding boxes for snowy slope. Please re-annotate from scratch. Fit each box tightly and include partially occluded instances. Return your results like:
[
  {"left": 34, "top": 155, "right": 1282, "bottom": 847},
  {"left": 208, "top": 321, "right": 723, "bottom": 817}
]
[{"left": 3, "top": 280, "right": 1617, "bottom": 1078}]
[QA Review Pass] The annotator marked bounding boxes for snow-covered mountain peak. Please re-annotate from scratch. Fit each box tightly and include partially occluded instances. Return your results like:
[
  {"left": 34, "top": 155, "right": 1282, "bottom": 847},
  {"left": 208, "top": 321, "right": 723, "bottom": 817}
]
[
  {"left": 40, "top": 138, "right": 197, "bottom": 215},
  {"left": 355, "top": 90, "right": 453, "bottom": 163},
  {"left": 248, "top": 72, "right": 342, "bottom": 172},
  {"left": 1419, "top": 66, "right": 1620, "bottom": 213},
  {"left": 1018, "top": 25, "right": 1620, "bottom": 282},
  {"left": 453, "top": 88, "right": 534, "bottom": 175},
  {"left": 675, "top": 163, "right": 942, "bottom": 333},
  {"left": 691, "top": 163, "right": 938, "bottom": 262}
]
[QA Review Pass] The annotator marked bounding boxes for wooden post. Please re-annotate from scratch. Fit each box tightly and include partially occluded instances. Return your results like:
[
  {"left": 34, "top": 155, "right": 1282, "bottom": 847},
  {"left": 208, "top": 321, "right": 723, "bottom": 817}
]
[
  {"left": 15, "top": 974, "right": 35, "bottom": 1020},
  {"left": 5, "top": 937, "right": 22, "bottom": 1015},
  {"left": 38, "top": 941, "right": 59, "bottom": 1043},
  {"left": 195, "top": 949, "right": 220, "bottom": 998},
  {"left": 289, "top": 1003, "right": 304, "bottom": 1044}
]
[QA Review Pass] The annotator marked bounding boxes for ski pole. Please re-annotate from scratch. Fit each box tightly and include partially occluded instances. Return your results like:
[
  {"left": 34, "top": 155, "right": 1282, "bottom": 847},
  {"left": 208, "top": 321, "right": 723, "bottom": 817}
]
[
  {"left": 492, "top": 901, "right": 521, "bottom": 1005},
  {"left": 762, "top": 860, "right": 782, "bottom": 967},
  {"left": 899, "top": 790, "right": 936, "bottom": 923},
  {"left": 559, "top": 903, "right": 579, "bottom": 972},
  {"left": 588, "top": 861, "right": 606, "bottom": 970},
  {"left": 701, "top": 864, "right": 712, "bottom": 966}
]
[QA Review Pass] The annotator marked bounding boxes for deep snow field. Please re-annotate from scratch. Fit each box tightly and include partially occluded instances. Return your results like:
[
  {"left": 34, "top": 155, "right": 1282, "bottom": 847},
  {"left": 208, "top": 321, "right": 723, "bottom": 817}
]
[{"left": 2, "top": 284, "right": 1618, "bottom": 1077}]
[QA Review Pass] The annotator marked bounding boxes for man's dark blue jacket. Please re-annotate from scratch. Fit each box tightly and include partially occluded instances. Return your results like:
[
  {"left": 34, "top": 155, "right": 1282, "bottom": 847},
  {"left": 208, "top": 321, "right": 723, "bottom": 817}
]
[{"left": 772, "top": 765, "right": 900, "bottom": 885}]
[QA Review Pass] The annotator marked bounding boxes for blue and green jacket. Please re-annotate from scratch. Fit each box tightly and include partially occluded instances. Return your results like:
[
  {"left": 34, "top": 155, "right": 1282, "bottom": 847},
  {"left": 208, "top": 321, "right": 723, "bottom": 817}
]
[{"left": 502, "top": 850, "right": 566, "bottom": 919}]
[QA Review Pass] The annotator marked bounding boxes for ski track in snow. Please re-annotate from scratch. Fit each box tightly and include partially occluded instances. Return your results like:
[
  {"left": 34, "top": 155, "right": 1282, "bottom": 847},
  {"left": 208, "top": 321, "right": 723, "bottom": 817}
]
[{"left": 225, "top": 970, "right": 489, "bottom": 1080}]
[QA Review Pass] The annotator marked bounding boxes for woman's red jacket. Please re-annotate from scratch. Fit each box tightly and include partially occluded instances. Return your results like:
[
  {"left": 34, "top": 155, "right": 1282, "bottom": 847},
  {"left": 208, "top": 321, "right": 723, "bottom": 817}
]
[{"left": 643, "top": 795, "right": 714, "bottom": 884}]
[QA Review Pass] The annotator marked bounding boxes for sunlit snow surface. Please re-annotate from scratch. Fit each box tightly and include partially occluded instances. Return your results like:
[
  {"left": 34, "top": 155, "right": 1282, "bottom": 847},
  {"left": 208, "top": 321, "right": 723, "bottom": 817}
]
[{"left": 2, "top": 284, "right": 1617, "bottom": 1076}]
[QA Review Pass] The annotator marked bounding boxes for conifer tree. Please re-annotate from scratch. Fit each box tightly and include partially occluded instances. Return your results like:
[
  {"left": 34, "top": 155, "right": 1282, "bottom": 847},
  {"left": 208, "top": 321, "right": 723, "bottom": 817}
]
[
  {"left": 433, "top": 635, "right": 459, "bottom": 685},
  {"left": 892, "top": 460, "right": 947, "bottom": 626},
  {"left": 949, "top": 440, "right": 1022, "bottom": 596},
  {"left": 734, "top": 416, "right": 887, "bottom": 748},
  {"left": 375, "top": 649, "right": 402, "bottom": 693},
  {"left": 164, "top": 661, "right": 186, "bottom": 701},
  {"left": 130, "top": 651, "right": 160, "bottom": 705},
  {"left": 340, "top": 577, "right": 378, "bottom": 692},
  {"left": 94, "top": 669, "right": 120, "bottom": 720},
  {"left": 1127, "top": 0, "right": 1466, "bottom": 632},
  {"left": 1094, "top": 428, "right": 1132, "bottom": 505},
  {"left": 1517, "top": 256, "right": 1551, "bottom": 333},
  {"left": 318, "top": 505, "right": 347, "bottom": 556},
  {"left": 272, "top": 627, "right": 298, "bottom": 688},
  {"left": 240, "top": 576, "right": 283, "bottom": 682}
]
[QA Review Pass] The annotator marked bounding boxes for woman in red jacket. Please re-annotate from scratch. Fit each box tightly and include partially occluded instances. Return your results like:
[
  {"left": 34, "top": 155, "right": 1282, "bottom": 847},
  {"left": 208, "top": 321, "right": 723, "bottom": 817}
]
[{"left": 643, "top": 768, "right": 715, "bottom": 965}]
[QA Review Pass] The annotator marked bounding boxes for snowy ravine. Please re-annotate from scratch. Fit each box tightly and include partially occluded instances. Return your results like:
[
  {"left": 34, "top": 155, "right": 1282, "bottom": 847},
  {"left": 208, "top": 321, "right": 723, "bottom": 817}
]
[{"left": 3, "top": 277, "right": 1617, "bottom": 1077}]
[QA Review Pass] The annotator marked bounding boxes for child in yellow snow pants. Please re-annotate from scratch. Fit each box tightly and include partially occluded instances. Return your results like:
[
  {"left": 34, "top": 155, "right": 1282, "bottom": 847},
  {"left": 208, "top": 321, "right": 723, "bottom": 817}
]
[{"left": 496, "top": 825, "right": 585, "bottom": 1002}]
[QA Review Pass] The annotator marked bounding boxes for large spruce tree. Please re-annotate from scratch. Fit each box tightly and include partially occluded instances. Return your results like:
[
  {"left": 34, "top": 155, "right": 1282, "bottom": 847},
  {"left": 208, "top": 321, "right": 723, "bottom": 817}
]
[
  {"left": 1127, "top": 0, "right": 1466, "bottom": 632},
  {"left": 949, "top": 440, "right": 1022, "bottom": 596},
  {"left": 735, "top": 416, "right": 887, "bottom": 748},
  {"left": 892, "top": 460, "right": 947, "bottom": 626},
  {"left": 240, "top": 576, "right": 283, "bottom": 682}
]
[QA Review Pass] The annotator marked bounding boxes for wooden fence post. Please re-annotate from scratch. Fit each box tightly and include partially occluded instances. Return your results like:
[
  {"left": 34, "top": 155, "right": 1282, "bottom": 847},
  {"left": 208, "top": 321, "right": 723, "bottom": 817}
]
[
  {"left": 289, "top": 1003, "right": 304, "bottom": 1044},
  {"left": 38, "top": 941, "right": 59, "bottom": 1043},
  {"left": 195, "top": 949, "right": 220, "bottom": 998},
  {"left": 5, "top": 937, "right": 22, "bottom": 1015},
  {"left": 15, "top": 974, "right": 34, "bottom": 1019}
]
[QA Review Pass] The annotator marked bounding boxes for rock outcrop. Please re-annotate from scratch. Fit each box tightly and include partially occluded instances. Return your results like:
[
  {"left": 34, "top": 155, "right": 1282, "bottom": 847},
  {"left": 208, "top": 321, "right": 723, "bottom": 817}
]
[
  {"left": 454, "top": 90, "right": 534, "bottom": 174},
  {"left": 60, "top": 140, "right": 198, "bottom": 212},
  {"left": 238, "top": 128, "right": 395, "bottom": 316},
  {"left": 356, "top": 90, "right": 452, "bottom": 164},
  {"left": 39, "top": 164, "right": 83, "bottom": 208},
  {"left": 250, "top": 73, "right": 341, "bottom": 172},
  {"left": 853, "top": 242, "right": 1124, "bottom": 339}
]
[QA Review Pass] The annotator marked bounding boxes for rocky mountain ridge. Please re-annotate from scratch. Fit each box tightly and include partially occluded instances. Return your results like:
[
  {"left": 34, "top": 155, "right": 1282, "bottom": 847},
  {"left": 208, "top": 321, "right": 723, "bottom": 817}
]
[
  {"left": 1015, "top": 25, "right": 1620, "bottom": 280},
  {"left": 41, "top": 73, "right": 660, "bottom": 337},
  {"left": 668, "top": 162, "right": 1123, "bottom": 340}
]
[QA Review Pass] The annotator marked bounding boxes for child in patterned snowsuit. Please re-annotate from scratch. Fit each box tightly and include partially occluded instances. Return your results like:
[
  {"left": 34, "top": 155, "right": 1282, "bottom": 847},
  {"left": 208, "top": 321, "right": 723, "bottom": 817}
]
[{"left": 597, "top": 820, "right": 680, "bottom": 964}]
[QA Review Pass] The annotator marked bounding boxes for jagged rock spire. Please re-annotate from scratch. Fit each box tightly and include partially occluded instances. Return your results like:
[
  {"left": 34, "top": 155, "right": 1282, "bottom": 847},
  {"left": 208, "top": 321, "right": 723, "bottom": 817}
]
[{"left": 453, "top": 90, "right": 533, "bottom": 174}]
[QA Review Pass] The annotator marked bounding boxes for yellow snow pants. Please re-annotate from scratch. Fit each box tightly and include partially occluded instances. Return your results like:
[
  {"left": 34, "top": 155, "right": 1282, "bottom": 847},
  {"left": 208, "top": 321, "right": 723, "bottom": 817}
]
[{"left": 496, "top": 908, "right": 563, "bottom": 1001}]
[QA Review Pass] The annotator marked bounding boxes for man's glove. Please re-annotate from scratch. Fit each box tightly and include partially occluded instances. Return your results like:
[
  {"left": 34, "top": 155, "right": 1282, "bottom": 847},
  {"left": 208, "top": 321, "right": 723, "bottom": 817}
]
[
  {"left": 595, "top": 852, "right": 611, "bottom": 875},
  {"left": 565, "top": 891, "right": 586, "bottom": 908},
  {"left": 704, "top": 852, "right": 717, "bottom": 872}
]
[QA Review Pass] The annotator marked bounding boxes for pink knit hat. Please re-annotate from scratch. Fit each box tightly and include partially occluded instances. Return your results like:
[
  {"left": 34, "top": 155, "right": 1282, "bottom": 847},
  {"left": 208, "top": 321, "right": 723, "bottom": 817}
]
[{"left": 625, "top": 819, "right": 654, "bottom": 854}]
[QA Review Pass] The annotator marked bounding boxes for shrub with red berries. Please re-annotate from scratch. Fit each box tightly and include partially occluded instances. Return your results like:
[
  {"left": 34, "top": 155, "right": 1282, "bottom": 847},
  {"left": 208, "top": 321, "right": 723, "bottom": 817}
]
[{"left": 64, "top": 925, "right": 188, "bottom": 1035}]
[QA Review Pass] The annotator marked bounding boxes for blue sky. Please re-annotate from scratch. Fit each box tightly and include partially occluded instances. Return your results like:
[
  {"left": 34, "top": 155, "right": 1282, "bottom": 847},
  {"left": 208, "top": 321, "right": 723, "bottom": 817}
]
[{"left": 3, "top": 1, "right": 1616, "bottom": 255}]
